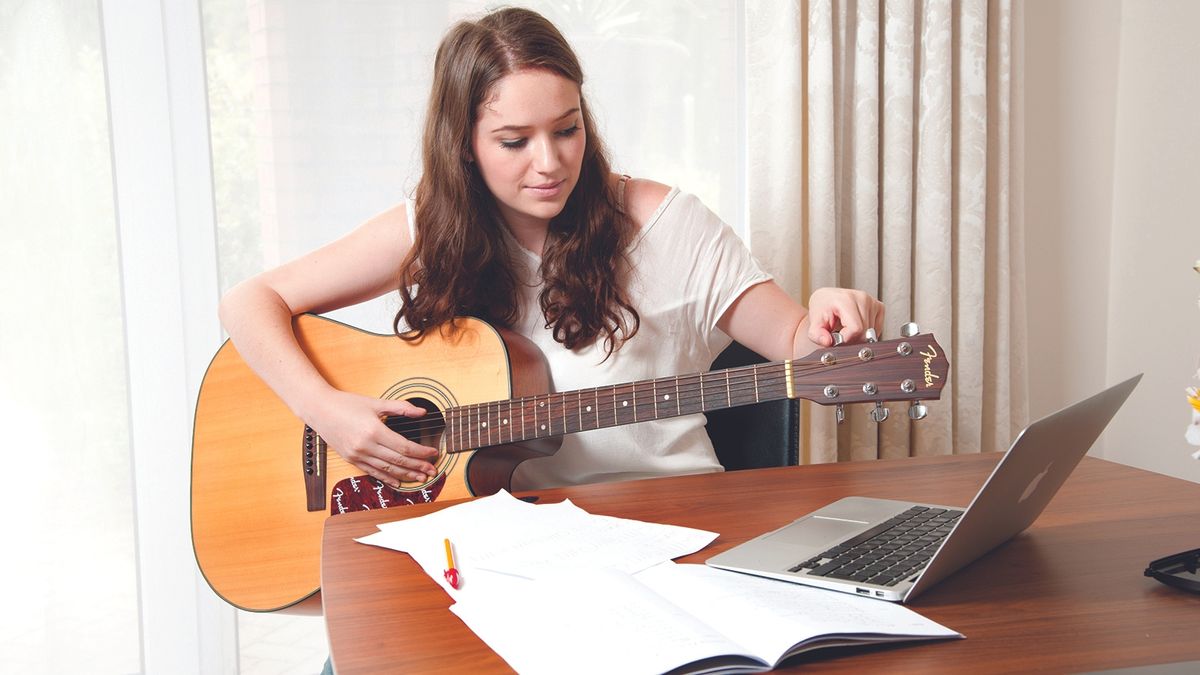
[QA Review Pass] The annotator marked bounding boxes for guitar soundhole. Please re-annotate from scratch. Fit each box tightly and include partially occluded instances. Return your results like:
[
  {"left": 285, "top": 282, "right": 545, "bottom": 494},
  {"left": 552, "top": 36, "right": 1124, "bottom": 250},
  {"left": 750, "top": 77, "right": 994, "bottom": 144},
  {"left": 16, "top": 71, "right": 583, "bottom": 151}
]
[{"left": 397, "top": 397, "right": 444, "bottom": 447}]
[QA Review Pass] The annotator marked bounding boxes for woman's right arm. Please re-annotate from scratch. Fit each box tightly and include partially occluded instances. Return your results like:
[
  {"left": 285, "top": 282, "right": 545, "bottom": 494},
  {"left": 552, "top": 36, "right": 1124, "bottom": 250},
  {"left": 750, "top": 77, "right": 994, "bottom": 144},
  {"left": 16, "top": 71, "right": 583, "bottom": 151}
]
[{"left": 218, "top": 204, "right": 438, "bottom": 487}]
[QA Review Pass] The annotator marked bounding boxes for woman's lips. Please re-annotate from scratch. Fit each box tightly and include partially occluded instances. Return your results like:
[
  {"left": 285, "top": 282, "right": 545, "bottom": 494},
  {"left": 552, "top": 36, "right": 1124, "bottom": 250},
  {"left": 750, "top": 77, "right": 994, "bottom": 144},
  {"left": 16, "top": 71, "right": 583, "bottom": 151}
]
[{"left": 525, "top": 180, "right": 565, "bottom": 198}]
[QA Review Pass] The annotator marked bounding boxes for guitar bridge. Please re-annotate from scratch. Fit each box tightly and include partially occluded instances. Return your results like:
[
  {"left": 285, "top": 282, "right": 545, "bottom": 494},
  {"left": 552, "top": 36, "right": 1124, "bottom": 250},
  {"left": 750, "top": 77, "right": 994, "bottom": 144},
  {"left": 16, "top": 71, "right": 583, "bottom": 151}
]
[{"left": 302, "top": 424, "right": 327, "bottom": 511}]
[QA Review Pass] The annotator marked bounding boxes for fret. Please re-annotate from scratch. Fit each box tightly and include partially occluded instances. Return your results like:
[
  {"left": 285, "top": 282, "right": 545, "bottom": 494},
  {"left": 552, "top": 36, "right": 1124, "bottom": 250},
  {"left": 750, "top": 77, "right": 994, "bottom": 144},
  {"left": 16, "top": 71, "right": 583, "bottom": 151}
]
[
  {"left": 481, "top": 402, "right": 490, "bottom": 447},
  {"left": 636, "top": 380, "right": 655, "bottom": 421},
  {"left": 673, "top": 374, "right": 694, "bottom": 416},
  {"left": 530, "top": 395, "right": 538, "bottom": 439},
  {"left": 537, "top": 396, "right": 548, "bottom": 437},
  {"left": 614, "top": 383, "right": 636, "bottom": 426},
  {"left": 577, "top": 391, "right": 584, "bottom": 433},
  {"left": 505, "top": 399, "right": 513, "bottom": 443},
  {"left": 702, "top": 371, "right": 717, "bottom": 411},
  {"left": 463, "top": 404, "right": 471, "bottom": 449},
  {"left": 675, "top": 375, "right": 681, "bottom": 416},
  {"left": 520, "top": 396, "right": 527, "bottom": 442},
  {"left": 652, "top": 377, "right": 675, "bottom": 419},
  {"left": 724, "top": 370, "right": 732, "bottom": 408},
  {"left": 752, "top": 364, "right": 760, "bottom": 402},
  {"left": 560, "top": 392, "right": 578, "bottom": 435}
]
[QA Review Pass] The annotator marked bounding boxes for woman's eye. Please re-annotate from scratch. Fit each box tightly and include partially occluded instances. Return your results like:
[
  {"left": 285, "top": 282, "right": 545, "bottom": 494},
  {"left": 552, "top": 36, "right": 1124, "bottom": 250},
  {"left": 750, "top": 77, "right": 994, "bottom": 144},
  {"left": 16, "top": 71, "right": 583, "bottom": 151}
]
[
  {"left": 500, "top": 139, "right": 527, "bottom": 150},
  {"left": 556, "top": 125, "right": 580, "bottom": 137}
]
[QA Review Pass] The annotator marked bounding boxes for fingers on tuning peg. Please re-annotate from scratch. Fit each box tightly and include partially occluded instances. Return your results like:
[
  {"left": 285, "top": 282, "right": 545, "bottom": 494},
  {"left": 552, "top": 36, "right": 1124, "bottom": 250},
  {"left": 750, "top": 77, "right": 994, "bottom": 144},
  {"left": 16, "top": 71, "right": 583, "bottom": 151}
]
[
  {"left": 865, "top": 328, "right": 878, "bottom": 343},
  {"left": 831, "top": 331, "right": 845, "bottom": 346},
  {"left": 900, "top": 322, "right": 920, "bottom": 338}
]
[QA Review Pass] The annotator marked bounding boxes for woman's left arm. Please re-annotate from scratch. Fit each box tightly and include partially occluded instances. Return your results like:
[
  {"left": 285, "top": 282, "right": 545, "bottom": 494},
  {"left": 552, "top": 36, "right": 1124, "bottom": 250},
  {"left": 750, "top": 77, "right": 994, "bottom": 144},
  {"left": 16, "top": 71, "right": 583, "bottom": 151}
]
[{"left": 716, "top": 282, "right": 885, "bottom": 360}]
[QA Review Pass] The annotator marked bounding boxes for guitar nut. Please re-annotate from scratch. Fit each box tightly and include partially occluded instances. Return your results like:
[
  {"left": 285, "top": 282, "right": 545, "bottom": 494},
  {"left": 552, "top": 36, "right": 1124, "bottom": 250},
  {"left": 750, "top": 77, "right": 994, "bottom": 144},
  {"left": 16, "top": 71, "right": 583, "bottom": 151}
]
[
  {"left": 821, "top": 352, "right": 836, "bottom": 366},
  {"left": 858, "top": 348, "right": 874, "bottom": 361},
  {"left": 897, "top": 342, "right": 912, "bottom": 356},
  {"left": 863, "top": 383, "right": 878, "bottom": 395},
  {"left": 901, "top": 379, "right": 916, "bottom": 393},
  {"left": 823, "top": 385, "right": 839, "bottom": 399}
]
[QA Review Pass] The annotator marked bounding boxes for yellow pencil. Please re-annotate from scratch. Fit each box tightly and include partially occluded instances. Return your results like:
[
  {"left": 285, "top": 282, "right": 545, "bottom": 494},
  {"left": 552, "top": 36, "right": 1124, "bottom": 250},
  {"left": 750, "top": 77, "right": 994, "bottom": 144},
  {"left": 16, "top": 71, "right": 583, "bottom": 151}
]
[{"left": 443, "top": 538, "right": 461, "bottom": 589}]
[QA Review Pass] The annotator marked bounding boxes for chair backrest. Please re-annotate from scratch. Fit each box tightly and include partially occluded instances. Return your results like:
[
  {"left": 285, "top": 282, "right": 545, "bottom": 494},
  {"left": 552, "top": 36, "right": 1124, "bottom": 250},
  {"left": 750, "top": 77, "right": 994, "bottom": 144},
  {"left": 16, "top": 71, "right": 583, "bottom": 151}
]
[{"left": 704, "top": 342, "right": 800, "bottom": 470}]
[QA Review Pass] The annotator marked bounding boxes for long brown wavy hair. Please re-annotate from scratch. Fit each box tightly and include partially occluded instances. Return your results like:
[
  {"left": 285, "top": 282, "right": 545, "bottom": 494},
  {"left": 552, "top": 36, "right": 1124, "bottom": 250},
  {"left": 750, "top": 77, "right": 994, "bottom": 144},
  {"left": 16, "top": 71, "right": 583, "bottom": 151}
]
[{"left": 394, "top": 7, "right": 640, "bottom": 355}]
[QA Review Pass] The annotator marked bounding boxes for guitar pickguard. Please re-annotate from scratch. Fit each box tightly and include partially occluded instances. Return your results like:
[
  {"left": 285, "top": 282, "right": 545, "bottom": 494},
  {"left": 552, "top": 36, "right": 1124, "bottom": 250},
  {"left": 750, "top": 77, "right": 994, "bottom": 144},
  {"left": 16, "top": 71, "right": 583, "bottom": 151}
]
[{"left": 329, "top": 473, "right": 447, "bottom": 515}]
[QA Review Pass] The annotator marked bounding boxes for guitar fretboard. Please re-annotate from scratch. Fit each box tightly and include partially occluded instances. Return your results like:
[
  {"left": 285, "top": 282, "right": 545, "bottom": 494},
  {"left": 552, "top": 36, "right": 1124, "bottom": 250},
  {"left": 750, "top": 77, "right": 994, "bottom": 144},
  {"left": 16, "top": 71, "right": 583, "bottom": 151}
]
[{"left": 443, "top": 362, "right": 791, "bottom": 452}]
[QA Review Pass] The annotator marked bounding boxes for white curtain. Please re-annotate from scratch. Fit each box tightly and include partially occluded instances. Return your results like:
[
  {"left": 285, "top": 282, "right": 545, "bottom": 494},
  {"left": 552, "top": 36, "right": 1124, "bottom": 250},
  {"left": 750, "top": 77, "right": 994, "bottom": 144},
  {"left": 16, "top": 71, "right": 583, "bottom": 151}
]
[
  {"left": 2, "top": 1, "right": 747, "bottom": 673},
  {"left": 747, "top": 0, "right": 1028, "bottom": 464}
]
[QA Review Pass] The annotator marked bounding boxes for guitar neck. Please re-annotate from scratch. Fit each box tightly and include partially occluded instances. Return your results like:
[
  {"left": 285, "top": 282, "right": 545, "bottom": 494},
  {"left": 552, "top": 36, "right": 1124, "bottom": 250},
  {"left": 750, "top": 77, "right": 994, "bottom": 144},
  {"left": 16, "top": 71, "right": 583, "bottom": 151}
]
[{"left": 444, "top": 362, "right": 792, "bottom": 452}]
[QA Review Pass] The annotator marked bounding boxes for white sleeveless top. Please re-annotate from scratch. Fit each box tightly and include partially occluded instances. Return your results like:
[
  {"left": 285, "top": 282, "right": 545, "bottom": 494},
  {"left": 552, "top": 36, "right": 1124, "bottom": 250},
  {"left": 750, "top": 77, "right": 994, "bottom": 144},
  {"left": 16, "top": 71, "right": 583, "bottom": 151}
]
[{"left": 407, "top": 187, "right": 771, "bottom": 490}]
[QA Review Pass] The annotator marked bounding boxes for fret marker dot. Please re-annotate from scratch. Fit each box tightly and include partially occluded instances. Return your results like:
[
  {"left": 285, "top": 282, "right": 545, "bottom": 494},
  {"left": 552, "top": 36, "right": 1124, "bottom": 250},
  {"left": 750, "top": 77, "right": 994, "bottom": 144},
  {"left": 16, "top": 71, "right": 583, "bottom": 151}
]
[
  {"left": 502, "top": 419, "right": 509, "bottom": 425},
  {"left": 586, "top": 405, "right": 592, "bottom": 412},
  {"left": 539, "top": 402, "right": 546, "bottom": 408},
  {"left": 622, "top": 401, "right": 629, "bottom": 407},
  {"left": 662, "top": 394, "right": 670, "bottom": 401},
  {"left": 480, "top": 422, "right": 487, "bottom": 428},
  {"left": 540, "top": 424, "right": 546, "bottom": 430}
]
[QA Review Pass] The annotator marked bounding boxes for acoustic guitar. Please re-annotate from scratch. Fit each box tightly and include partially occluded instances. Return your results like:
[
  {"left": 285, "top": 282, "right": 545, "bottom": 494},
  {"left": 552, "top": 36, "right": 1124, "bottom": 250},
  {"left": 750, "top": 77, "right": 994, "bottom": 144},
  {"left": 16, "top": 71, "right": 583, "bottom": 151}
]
[{"left": 191, "top": 313, "right": 947, "bottom": 612}]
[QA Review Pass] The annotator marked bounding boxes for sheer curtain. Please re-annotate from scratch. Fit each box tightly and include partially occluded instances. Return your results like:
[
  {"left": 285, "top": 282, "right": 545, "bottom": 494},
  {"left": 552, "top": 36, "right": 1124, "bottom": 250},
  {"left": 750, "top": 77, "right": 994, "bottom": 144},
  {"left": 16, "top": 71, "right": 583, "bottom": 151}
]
[
  {"left": 0, "top": 1, "right": 744, "bottom": 673},
  {"left": 747, "top": 0, "right": 1028, "bottom": 464},
  {"left": 209, "top": 2, "right": 743, "bottom": 671},
  {"left": 0, "top": 2, "right": 140, "bottom": 672}
]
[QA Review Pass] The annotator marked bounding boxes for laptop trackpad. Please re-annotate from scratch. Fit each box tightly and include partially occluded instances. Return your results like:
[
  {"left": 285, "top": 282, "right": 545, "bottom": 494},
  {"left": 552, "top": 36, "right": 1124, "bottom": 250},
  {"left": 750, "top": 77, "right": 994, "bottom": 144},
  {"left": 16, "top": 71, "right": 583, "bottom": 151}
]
[{"left": 767, "top": 516, "right": 868, "bottom": 547}]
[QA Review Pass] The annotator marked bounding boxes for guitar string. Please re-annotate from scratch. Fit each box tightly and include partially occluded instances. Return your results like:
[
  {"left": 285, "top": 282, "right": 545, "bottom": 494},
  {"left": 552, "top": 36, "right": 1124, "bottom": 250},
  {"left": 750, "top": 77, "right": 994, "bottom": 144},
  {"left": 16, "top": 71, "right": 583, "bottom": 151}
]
[
  {"left": 324, "top": 346, "right": 930, "bottom": 446},
  {"left": 318, "top": 347, "right": 935, "bottom": 475},
  {"left": 374, "top": 347, "right": 923, "bottom": 441}
]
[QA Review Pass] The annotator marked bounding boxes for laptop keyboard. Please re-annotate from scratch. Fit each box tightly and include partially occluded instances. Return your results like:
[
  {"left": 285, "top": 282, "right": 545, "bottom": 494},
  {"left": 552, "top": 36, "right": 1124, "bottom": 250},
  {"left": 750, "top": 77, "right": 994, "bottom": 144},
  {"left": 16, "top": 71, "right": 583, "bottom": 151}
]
[{"left": 789, "top": 505, "right": 964, "bottom": 587}]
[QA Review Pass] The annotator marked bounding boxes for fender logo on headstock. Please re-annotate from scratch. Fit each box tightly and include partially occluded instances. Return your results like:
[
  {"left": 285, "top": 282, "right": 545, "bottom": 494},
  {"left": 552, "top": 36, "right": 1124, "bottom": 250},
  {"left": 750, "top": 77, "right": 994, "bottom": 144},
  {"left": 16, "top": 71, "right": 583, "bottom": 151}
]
[{"left": 921, "top": 345, "right": 941, "bottom": 388}]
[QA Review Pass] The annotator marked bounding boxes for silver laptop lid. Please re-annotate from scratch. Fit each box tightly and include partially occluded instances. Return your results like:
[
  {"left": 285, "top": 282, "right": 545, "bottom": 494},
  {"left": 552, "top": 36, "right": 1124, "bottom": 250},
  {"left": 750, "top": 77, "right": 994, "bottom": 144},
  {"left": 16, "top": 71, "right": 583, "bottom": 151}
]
[{"left": 905, "top": 374, "right": 1141, "bottom": 601}]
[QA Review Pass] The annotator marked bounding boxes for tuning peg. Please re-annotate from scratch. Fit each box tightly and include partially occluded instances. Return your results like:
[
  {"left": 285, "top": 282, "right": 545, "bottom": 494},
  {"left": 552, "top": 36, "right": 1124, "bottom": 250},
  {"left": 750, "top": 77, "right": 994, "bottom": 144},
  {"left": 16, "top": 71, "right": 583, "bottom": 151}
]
[
  {"left": 908, "top": 402, "right": 928, "bottom": 420},
  {"left": 900, "top": 322, "right": 920, "bottom": 338},
  {"left": 871, "top": 401, "right": 890, "bottom": 423},
  {"left": 835, "top": 404, "right": 845, "bottom": 425},
  {"left": 865, "top": 328, "right": 878, "bottom": 343},
  {"left": 831, "top": 331, "right": 845, "bottom": 346}
]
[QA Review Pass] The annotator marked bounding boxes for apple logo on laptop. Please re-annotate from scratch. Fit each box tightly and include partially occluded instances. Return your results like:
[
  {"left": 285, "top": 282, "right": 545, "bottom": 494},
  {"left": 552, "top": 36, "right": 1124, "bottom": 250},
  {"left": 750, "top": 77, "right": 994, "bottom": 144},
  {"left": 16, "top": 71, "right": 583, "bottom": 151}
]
[{"left": 1019, "top": 462, "right": 1052, "bottom": 503}]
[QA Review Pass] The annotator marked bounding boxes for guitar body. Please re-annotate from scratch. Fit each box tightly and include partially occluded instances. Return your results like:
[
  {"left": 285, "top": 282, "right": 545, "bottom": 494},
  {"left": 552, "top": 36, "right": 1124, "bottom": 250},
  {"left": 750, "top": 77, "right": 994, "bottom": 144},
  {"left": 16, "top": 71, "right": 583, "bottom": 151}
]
[{"left": 191, "top": 314, "right": 551, "bottom": 612}]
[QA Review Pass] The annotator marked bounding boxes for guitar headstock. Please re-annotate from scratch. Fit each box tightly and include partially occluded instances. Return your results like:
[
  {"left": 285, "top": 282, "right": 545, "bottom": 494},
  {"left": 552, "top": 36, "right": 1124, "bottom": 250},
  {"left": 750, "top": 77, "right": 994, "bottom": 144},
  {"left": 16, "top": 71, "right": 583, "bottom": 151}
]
[{"left": 789, "top": 325, "right": 947, "bottom": 422}]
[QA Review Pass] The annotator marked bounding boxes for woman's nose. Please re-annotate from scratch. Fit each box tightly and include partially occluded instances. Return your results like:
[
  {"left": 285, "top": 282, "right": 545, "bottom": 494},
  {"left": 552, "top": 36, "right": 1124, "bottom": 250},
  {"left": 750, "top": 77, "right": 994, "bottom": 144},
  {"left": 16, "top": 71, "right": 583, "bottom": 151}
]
[{"left": 531, "top": 135, "right": 561, "bottom": 173}]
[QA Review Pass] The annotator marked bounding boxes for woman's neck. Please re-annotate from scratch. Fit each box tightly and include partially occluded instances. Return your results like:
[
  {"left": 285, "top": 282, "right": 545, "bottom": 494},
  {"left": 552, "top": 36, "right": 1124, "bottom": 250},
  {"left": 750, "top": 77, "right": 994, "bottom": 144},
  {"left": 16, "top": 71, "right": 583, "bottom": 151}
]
[{"left": 500, "top": 212, "right": 549, "bottom": 256}]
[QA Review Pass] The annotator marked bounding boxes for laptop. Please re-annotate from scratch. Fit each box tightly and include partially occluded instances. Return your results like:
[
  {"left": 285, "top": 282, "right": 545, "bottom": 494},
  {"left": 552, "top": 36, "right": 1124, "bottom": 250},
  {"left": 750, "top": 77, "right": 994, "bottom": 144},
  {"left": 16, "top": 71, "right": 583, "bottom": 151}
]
[{"left": 706, "top": 374, "right": 1141, "bottom": 603}]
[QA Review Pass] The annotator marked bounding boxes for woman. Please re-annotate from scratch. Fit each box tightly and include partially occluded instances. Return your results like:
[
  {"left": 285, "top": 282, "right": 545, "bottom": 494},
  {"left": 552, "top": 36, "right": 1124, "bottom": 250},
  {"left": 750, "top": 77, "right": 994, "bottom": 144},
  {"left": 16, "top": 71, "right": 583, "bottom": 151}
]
[{"left": 219, "top": 7, "right": 883, "bottom": 492}]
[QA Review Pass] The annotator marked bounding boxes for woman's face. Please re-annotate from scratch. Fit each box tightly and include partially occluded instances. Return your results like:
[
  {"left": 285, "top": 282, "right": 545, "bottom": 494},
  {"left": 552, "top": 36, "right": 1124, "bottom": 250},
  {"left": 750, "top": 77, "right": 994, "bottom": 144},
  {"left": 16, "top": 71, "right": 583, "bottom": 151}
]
[{"left": 471, "top": 68, "right": 586, "bottom": 237}]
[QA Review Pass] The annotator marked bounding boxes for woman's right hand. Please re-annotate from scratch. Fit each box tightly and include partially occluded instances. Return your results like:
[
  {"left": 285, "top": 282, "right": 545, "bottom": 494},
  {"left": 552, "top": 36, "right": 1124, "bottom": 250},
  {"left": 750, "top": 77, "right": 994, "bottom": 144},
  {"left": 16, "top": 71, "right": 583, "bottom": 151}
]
[{"left": 304, "top": 389, "right": 441, "bottom": 489}]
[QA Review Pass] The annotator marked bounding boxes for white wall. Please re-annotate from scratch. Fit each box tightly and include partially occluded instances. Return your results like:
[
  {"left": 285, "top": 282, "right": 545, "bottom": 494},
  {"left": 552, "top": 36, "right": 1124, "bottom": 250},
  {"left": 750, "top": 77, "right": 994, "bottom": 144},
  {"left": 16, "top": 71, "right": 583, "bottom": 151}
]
[{"left": 1024, "top": 0, "right": 1200, "bottom": 483}]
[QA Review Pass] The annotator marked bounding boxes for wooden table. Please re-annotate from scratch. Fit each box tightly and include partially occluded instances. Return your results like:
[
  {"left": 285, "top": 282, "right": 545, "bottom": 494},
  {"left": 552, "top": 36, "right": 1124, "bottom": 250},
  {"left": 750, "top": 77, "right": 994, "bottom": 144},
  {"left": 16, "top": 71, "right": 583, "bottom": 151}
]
[{"left": 322, "top": 454, "right": 1200, "bottom": 673}]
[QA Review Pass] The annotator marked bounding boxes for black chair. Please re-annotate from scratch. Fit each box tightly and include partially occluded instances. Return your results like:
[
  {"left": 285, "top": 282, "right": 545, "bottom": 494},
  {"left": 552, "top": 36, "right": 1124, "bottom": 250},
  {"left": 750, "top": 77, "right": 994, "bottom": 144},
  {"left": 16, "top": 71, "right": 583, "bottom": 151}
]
[{"left": 704, "top": 342, "right": 800, "bottom": 470}]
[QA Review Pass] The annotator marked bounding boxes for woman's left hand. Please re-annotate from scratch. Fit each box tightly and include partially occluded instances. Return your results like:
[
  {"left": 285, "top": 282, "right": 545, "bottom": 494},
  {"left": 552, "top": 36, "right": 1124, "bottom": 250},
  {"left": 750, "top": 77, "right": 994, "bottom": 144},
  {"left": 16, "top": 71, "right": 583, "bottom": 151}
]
[{"left": 804, "top": 287, "right": 885, "bottom": 347}]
